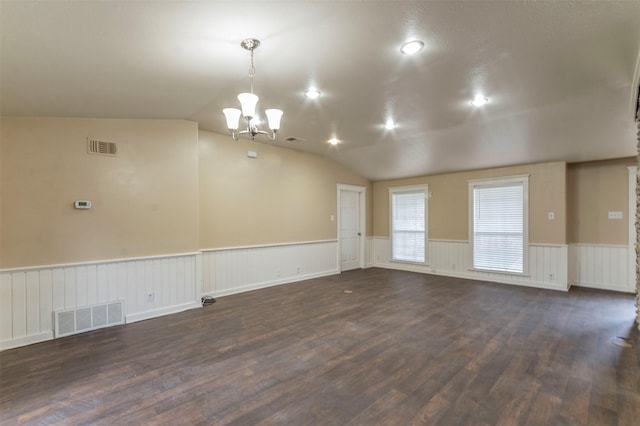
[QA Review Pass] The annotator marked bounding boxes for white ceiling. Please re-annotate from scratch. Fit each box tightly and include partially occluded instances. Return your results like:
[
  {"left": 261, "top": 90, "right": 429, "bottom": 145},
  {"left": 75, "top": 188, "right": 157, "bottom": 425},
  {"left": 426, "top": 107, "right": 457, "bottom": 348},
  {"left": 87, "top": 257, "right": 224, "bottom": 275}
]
[{"left": 2, "top": 1, "right": 639, "bottom": 181}]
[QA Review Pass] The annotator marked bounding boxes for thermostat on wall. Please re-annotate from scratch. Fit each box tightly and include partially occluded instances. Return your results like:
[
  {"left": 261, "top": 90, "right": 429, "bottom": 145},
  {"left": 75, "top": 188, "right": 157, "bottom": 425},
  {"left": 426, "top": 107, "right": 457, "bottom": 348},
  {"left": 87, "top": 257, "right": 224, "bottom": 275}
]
[{"left": 74, "top": 200, "right": 92, "bottom": 209}]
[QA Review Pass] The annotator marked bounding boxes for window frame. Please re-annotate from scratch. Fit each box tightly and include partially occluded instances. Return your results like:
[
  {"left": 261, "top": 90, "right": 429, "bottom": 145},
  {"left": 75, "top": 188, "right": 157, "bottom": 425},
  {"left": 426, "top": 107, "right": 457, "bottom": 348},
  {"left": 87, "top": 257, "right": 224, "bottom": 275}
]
[
  {"left": 468, "top": 175, "right": 529, "bottom": 275},
  {"left": 389, "top": 184, "right": 429, "bottom": 265}
]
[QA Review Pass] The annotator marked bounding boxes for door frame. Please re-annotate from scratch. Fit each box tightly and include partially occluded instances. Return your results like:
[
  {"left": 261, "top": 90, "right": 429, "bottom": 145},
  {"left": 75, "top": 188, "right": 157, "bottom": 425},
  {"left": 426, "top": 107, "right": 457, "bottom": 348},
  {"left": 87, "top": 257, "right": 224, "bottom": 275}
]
[{"left": 337, "top": 184, "right": 367, "bottom": 271}]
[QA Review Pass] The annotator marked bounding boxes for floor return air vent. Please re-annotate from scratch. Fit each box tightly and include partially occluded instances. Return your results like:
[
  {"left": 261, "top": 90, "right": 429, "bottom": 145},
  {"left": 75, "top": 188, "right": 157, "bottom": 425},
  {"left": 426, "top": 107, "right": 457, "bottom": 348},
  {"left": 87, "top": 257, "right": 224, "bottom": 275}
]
[{"left": 54, "top": 300, "right": 125, "bottom": 338}]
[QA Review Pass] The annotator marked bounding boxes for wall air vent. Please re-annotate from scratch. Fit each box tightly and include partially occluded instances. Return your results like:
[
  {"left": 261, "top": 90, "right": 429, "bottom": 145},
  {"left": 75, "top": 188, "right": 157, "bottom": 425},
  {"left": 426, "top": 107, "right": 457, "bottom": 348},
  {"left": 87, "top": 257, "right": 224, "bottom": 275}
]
[
  {"left": 284, "top": 136, "right": 306, "bottom": 142},
  {"left": 87, "top": 138, "right": 117, "bottom": 156},
  {"left": 55, "top": 300, "right": 125, "bottom": 338}
]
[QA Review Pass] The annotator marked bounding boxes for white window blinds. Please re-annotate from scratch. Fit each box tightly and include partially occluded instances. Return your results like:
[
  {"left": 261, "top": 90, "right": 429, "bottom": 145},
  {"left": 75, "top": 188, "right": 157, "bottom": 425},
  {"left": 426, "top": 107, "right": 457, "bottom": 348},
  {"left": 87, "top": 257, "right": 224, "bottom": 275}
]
[
  {"left": 472, "top": 179, "right": 527, "bottom": 274},
  {"left": 391, "top": 187, "right": 427, "bottom": 263}
]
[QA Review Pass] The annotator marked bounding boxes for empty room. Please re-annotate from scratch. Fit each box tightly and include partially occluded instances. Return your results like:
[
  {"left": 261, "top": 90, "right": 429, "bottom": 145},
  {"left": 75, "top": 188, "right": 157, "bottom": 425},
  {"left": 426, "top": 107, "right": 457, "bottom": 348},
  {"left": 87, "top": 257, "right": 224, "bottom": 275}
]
[{"left": 1, "top": 1, "right": 639, "bottom": 424}]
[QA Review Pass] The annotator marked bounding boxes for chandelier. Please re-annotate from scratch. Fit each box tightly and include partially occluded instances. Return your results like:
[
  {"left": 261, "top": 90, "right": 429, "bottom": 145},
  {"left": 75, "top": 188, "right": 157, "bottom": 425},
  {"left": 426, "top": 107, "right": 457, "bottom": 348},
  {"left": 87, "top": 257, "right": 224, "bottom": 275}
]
[{"left": 223, "top": 38, "right": 283, "bottom": 141}]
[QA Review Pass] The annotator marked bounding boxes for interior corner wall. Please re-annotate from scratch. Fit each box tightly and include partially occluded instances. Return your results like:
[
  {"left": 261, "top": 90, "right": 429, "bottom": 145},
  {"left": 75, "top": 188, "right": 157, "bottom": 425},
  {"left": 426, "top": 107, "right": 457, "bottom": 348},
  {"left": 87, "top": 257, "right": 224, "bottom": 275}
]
[
  {"left": 197, "top": 130, "right": 372, "bottom": 298},
  {"left": 567, "top": 157, "right": 635, "bottom": 245},
  {"left": 1, "top": 118, "right": 375, "bottom": 350},
  {"left": 198, "top": 130, "right": 372, "bottom": 249},
  {"left": 0, "top": 117, "right": 200, "bottom": 268},
  {"left": 566, "top": 157, "right": 636, "bottom": 293},
  {"left": 0, "top": 117, "right": 203, "bottom": 350},
  {"left": 371, "top": 161, "right": 569, "bottom": 291},
  {"left": 373, "top": 161, "right": 567, "bottom": 244}
]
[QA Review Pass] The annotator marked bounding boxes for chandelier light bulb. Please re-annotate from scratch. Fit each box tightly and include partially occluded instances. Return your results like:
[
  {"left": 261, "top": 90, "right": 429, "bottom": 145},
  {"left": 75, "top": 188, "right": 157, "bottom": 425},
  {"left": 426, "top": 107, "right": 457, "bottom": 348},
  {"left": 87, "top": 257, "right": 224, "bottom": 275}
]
[{"left": 384, "top": 119, "right": 397, "bottom": 130}]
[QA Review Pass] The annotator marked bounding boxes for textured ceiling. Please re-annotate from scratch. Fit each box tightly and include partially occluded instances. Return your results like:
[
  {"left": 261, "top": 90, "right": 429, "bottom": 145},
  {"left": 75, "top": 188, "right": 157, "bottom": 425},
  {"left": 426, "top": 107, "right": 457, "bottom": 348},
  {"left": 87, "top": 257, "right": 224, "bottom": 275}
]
[{"left": 2, "top": 1, "right": 640, "bottom": 180}]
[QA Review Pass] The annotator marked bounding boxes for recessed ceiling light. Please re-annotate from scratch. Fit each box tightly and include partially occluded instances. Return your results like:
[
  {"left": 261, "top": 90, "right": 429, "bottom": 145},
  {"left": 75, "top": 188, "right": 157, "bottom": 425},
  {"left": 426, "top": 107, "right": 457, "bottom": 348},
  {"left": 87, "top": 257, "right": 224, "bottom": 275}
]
[
  {"left": 328, "top": 138, "right": 340, "bottom": 145},
  {"left": 384, "top": 120, "right": 397, "bottom": 130},
  {"left": 400, "top": 40, "right": 424, "bottom": 55},
  {"left": 305, "top": 89, "right": 321, "bottom": 99},
  {"left": 470, "top": 95, "right": 489, "bottom": 107}
]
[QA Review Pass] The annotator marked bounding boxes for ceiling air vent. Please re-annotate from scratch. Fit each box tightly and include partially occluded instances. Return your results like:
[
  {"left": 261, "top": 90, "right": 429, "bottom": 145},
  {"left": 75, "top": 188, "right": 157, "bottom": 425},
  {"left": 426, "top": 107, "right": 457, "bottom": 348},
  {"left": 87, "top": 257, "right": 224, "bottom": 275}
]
[
  {"left": 87, "top": 138, "right": 117, "bottom": 156},
  {"left": 284, "top": 136, "right": 306, "bottom": 142}
]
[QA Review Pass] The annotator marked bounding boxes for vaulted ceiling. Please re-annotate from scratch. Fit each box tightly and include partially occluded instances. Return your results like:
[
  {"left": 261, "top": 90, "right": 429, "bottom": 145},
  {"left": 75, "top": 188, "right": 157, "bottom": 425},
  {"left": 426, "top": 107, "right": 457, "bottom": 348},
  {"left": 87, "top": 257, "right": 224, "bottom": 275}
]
[{"left": 2, "top": 1, "right": 639, "bottom": 180}]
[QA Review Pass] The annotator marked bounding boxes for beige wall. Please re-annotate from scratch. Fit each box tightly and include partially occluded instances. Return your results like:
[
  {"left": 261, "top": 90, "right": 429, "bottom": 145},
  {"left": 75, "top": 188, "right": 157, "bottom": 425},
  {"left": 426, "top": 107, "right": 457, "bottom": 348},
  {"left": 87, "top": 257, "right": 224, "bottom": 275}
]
[
  {"left": 0, "top": 119, "right": 373, "bottom": 269},
  {"left": 1, "top": 117, "right": 200, "bottom": 268},
  {"left": 199, "top": 130, "right": 372, "bottom": 249},
  {"left": 567, "top": 158, "right": 634, "bottom": 245},
  {"left": 373, "top": 162, "right": 567, "bottom": 244},
  {"left": 3, "top": 115, "right": 629, "bottom": 268}
]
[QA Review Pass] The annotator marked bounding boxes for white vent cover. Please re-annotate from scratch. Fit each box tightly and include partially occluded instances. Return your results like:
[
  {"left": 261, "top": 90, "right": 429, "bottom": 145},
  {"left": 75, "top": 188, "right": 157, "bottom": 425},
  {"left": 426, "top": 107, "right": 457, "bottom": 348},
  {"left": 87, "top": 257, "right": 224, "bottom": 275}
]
[
  {"left": 87, "top": 138, "right": 117, "bottom": 156},
  {"left": 55, "top": 300, "right": 125, "bottom": 338}
]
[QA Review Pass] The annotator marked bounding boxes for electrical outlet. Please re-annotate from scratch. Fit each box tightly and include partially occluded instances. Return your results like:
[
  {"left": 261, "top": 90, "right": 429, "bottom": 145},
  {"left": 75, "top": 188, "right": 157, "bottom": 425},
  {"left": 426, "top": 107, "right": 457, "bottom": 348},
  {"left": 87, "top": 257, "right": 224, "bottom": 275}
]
[
  {"left": 548, "top": 273, "right": 554, "bottom": 281},
  {"left": 548, "top": 211, "right": 555, "bottom": 220},
  {"left": 296, "top": 266, "right": 301, "bottom": 274},
  {"left": 451, "top": 264, "right": 456, "bottom": 270},
  {"left": 146, "top": 292, "right": 154, "bottom": 303},
  {"left": 276, "top": 270, "right": 281, "bottom": 278}
]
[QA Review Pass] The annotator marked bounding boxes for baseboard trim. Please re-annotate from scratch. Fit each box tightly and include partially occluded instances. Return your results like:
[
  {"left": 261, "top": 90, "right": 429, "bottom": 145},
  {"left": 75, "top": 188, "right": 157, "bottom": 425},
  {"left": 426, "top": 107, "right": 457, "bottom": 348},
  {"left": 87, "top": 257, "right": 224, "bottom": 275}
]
[
  {"left": 126, "top": 301, "right": 201, "bottom": 324},
  {"left": 0, "top": 331, "right": 54, "bottom": 351},
  {"left": 204, "top": 270, "right": 340, "bottom": 298},
  {"left": 374, "top": 261, "right": 568, "bottom": 292},
  {"left": 573, "top": 282, "right": 634, "bottom": 294}
]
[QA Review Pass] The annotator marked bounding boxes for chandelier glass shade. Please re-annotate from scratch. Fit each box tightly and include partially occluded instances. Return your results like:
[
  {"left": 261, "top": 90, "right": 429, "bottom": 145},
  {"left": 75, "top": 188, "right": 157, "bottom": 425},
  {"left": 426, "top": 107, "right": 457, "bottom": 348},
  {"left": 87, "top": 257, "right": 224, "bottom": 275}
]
[{"left": 223, "top": 39, "right": 283, "bottom": 141}]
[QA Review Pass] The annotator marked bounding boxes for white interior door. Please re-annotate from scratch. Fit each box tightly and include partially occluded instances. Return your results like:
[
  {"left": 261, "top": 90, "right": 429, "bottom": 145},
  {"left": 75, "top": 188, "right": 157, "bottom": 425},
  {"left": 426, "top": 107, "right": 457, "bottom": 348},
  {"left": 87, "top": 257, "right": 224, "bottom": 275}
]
[{"left": 340, "top": 189, "right": 361, "bottom": 271}]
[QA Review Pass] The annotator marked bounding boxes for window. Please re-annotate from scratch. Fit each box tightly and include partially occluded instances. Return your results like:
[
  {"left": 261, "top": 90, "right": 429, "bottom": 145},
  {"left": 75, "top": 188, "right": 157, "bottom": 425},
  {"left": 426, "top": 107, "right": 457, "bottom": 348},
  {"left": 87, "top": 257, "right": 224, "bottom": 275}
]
[
  {"left": 469, "top": 176, "right": 528, "bottom": 274},
  {"left": 390, "top": 185, "right": 428, "bottom": 263}
]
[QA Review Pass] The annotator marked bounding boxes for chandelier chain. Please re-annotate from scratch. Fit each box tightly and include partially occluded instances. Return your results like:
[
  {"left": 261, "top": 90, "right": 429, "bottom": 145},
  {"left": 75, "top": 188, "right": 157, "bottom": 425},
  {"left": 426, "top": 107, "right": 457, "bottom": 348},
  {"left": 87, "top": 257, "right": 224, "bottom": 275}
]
[{"left": 248, "top": 48, "right": 256, "bottom": 94}]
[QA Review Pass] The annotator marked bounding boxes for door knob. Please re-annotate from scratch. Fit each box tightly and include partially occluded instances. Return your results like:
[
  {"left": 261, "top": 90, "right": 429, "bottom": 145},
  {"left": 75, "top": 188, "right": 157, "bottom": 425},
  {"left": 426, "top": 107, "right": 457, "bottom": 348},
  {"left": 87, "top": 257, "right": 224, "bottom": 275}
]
[{"left": 357, "top": 232, "right": 361, "bottom": 236}]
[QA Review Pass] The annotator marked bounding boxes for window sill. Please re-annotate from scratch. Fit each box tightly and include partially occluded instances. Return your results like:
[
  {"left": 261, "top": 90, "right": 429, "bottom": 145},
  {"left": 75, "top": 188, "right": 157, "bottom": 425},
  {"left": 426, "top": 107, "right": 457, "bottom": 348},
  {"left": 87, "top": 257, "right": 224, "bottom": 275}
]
[
  {"left": 391, "top": 260, "right": 429, "bottom": 267},
  {"left": 469, "top": 268, "right": 529, "bottom": 278}
]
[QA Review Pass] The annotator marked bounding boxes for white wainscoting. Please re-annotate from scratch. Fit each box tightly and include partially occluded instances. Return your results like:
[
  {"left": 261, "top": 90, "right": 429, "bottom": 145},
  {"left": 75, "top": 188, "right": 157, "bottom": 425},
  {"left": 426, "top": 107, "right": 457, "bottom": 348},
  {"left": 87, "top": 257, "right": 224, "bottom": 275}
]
[
  {"left": 0, "top": 253, "right": 201, "bottom": 351},
  {"left": 201, "top": 240, "right": 339, "bottom": 298},
  {"left": 365, "top": 237, "right": 374, "bottom": 268},
  {"left": 569, "top": 244, "right": 632, "bottom": 293},
  {"left": 373, "top": 237, "right": 569, "bottom": 291}
]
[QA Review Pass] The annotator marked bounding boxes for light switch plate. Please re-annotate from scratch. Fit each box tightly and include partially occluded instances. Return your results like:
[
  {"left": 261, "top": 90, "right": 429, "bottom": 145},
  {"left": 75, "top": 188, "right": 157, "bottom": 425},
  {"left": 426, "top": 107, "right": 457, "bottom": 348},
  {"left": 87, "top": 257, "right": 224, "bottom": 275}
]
[{"left": 607, "top": 211, "right": 623, "bottom": 219}]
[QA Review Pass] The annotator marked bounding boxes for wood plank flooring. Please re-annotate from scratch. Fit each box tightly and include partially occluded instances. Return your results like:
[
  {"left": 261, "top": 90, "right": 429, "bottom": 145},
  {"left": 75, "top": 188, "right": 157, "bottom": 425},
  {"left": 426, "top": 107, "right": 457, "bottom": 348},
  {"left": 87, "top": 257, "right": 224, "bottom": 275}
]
[{"left": 1, "top": 268, "right": 638, "bottom": 425}]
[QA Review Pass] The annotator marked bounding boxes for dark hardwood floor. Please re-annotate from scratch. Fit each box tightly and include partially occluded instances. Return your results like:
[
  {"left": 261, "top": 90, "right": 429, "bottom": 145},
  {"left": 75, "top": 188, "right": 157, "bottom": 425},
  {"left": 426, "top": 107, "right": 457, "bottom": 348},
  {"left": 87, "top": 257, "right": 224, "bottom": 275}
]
[{"left": 1, "top": 268, "right": 638, "bottom": 425}]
